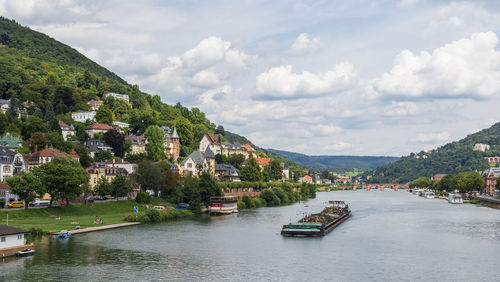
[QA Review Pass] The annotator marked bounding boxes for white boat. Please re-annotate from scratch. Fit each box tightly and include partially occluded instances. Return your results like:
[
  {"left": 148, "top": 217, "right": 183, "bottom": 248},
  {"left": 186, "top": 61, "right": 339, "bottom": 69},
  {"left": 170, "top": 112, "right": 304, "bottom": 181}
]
[
  {"left": 413, "top": 189, "right": 424, "bottom": 195},
  {"left": 448, "top": 193, "right": 463, "bottom": 204},
  {"left": 424, "top": 191, "right": 435, "bottom": 199},
  {"left": 16, "top": 249, "right": 35, "bottom": 256}
]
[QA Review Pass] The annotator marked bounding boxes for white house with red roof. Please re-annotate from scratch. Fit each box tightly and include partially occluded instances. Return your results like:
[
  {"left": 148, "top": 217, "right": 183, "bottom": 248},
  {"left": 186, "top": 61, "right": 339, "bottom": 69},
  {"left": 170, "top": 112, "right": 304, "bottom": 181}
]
[
  {"left": 23, "top": 146, "right": 79, "bottom": 171},
  {"left": 86, "top": 123, "right": 114, "bottom": 138},
  {"left": 59, "top": 120, "right": 75, "bottom": 141}
]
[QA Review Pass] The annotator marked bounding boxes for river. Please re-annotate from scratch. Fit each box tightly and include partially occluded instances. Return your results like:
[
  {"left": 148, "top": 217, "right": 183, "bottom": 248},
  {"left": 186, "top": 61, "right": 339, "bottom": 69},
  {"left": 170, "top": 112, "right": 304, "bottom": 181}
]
[{"left": 1, "top": 190, "right": 499, "bottom": 281}]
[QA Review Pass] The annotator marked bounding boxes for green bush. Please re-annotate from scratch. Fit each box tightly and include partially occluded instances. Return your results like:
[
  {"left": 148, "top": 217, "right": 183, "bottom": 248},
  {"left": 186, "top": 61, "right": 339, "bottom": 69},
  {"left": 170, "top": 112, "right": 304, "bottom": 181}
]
[
  {"left": 146, "top": 209, "right": 161, "bottom": 222},
  {"left": 135, "top": 192, "right": 152, "bottom": 204},
  {"left": 0, "top": 200, "right": 4, "bottom": 207},
  {"left": 260, "top": 189, "right": 280, "bottom": 206}
]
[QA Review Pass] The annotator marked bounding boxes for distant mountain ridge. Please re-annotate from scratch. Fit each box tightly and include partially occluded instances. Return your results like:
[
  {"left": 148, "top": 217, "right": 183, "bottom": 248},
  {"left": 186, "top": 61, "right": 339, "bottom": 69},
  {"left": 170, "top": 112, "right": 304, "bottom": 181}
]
[{"left": 266, "top": 148, "right": 399, "bottom": 170}]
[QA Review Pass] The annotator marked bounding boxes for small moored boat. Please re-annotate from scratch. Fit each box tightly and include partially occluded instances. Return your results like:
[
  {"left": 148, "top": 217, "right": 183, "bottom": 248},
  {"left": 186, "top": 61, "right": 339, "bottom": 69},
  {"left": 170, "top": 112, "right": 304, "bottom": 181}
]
[
  {"left": 209, "top": 196, "right": 238, "bottom": 215},
  {"left": 448, "top": 193, "right": 463, "bottom": 204},
  {"left": 56, "top": 230, "right": 71, "bottom": 239},
  {"left": 16, "top": 249, "right": 35, "bottom": 256},
  {"left": 424, "top": 191, "right": 435, "bottom": 199}
]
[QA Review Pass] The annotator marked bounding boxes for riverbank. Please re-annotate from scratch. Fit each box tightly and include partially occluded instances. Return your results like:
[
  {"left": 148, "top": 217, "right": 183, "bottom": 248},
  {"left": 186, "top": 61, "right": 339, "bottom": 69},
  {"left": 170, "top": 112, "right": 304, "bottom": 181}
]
[{"left": 0, "top": 200, "right": 163, "bottom": 233}]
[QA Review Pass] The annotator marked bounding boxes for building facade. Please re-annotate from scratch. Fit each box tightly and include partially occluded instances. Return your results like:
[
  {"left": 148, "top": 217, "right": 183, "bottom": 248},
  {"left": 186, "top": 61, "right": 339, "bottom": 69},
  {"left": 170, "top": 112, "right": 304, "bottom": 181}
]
[
  {"left": 59, "top": 120, "right": 75, "bottom": 141},
  {"left": 125, "top": 135, "right": 146, "bottom": 155},
  {"left": 86, "top": 123, "right": 113, "bottom": 138},
  {"left": 105, "top": 92, "right": 130, "bottom": 103},
  {"left": 0, "top": 147, "right": 25, "bottom": 182},
  {"left": 72, "top": 111, "right": 96, "bottom": 123},
  {"left": 23, "top": 146, "right": 79, "bottom": 171},
  {"left": 162, "top": 126, "right": 180, "bottom": 161},
  {"left": 85, "top": 162, "right": 129, "bottom": 190},
  {"left": 481, "top": 167, "right": 500, "bottom": 196}
]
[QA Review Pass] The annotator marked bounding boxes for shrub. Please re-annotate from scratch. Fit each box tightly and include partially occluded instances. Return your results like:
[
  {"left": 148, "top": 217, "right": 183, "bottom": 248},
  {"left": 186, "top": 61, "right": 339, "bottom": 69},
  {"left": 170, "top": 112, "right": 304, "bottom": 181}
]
[
  {"left": 135, "top": 192, "right": 152, "bottom": 204},
  {"left": 260, "top": 189, "right": 280, "bottom": 206},
  {"left": 146, "top": 209, "right": 161, "bottom": 222},
  {"left": 0, "top": 200, "right": 4, "bottom": 207},
  {"left": 272, "top": 188, "right": 289, "bottom": 205}
]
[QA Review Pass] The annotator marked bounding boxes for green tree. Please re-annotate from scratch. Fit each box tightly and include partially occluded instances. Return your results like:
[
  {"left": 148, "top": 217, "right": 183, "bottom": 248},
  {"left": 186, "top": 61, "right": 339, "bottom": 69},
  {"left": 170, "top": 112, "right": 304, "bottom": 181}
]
[
  {"left": 436, "top": 174, "right": 456, "bottom": 191},
  {"left": 174, "top": 116, "right": 194, "bottom": 149},
  {"left": 33, "top": 156, "right": 89, "bottom": 206},
  {"left": 103, "top": 129, "right": 125, "bottom": 158},
  {"left": 182, "top": 176, "right": 201, "bottom": 213},
  {"left": 110, "top": 175, "right": 130, "bottom": 198},
  {"left": 144, "top": 125, "right": 165, "bottom": 161},
  {"left": 0, "top": 113, "right": 8, "bottom": 135},
  {"left": 44, "top": 103, "right": 55, "bottom": 123},
  {"left": 134, "top": 160, "right": 163, "bottom": 194},
  {"left": 455, "top": 172, "right": 484, "bottom": 193},
  {"left": 94, "top": 150, "right": 112, "bottom": 162},
  {"left": 95, "top": 105, "right": 114, "bottom": 125},
  {"left": 5, "top": 172, "right": 44, "bottom": 210},
  {"left": 241, "top": 157, "right": 262, "bottom": 182},
  {"left": 33, "top": 107, "right": 43, "bottom": 119},
  {"left": 74, "top": 144, "right": 93, "bottom": 167},
  {"left": 409, "top": 177, "right": 432, "bottom": 189},
  {"left": 198, "top": 172, "right": 222, "bottom": 205},
  {"left": 95, "top": 176, "right": 112, "bottom": 196}
]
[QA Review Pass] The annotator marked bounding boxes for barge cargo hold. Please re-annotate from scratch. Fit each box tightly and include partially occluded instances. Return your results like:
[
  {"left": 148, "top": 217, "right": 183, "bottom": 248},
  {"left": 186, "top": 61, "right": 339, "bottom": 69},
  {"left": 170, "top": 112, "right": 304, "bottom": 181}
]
[{"left": 281, "top": 201, "right": 351, "bottom": 237}]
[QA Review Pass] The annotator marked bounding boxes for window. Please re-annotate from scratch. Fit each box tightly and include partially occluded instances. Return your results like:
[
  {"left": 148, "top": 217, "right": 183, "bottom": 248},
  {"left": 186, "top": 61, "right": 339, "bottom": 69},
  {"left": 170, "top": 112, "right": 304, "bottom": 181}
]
[
  {"left": 187, "top": 163, "right": 192, "bottom": 168},
  {"left": 18, "top": 234, "right": 23, "bottom": 240},
  {"left": 1, "top": 236, "right": 5, "bottom": 242}
]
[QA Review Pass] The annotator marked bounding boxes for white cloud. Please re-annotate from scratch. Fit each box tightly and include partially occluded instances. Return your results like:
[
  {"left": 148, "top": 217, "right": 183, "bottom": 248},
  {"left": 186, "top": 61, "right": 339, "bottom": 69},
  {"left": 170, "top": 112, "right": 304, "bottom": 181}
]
[
  {"left": 255, "top": 63, "right": 356, "bottom": 99},
  {"left": 190, "top": 70, "right": 222, "bottom": 87},
  {"left": 312, "top": 125, "right": 342, "bottom": 136},
  {"left": 290, "top": 33, "right": 321, "bottom": 55},
  {"left": 371, "top": 32, "right": 500, "bottom": 100},
  {"left": 383, "top": 101, "right": 419, "bottom": 116},
  {"left": 328, "top": 142, "right": 354, "bottom": 151},
  {"left": 414, "top": 131, "right": 449, "bottom": 143},
  {"left": 398, "top": 0, "right": 418, "bottom": 8},
  {"left": 0, "top": 0, "right": 90, "bottom": 24}
]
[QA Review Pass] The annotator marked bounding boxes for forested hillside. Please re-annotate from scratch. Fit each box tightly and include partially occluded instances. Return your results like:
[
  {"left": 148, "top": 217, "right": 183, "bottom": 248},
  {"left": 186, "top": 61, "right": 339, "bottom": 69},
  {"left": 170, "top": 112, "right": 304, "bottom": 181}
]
[
  {"left": 0, "top": 17, "right": 308, "bottom": 175},
  {"left": 266, "top": 148, "right": 399, "bottom": 170},
  {"left": 363, "top": 123, "right": 500, "bottom": 183}
]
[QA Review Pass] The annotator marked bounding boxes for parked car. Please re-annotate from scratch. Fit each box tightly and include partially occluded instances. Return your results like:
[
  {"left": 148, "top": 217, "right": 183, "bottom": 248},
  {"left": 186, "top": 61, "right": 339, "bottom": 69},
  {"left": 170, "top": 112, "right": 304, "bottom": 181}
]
[
  {"left": 86, "top": 196, "right": 95, "bottom": 203},
  {"left": 153, "top": 206, "right": 165, "bottom": 210},
  {"left": 8, "top": 201, "right": 24, "bottom": 208},
  {"left": 95, "top": 196, "right": 107, "bottom": 201},
  {"left": 176, "top": 203, "right": 189, "bottom": 209}
]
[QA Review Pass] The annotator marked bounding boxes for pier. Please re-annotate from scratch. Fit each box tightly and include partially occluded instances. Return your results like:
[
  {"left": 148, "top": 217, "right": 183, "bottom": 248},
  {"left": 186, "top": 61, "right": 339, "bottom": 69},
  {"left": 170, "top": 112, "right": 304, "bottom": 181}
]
[{"left": 49, "top": 222, "right": 141, "bottom": 235}]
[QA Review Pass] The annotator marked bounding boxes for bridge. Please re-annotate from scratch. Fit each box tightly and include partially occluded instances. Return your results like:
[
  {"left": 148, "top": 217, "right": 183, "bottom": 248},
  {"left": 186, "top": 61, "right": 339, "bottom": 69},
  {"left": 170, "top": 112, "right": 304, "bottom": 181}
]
[{"left": 348, "top": 184, "right": 409, "bottom": 191}]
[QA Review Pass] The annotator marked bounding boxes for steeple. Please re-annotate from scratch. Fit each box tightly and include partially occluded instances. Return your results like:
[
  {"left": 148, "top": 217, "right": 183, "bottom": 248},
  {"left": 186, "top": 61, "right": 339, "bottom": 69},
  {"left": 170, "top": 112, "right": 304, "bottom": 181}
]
[{"left": 172, "top": 127, "right": 179, "bottom": 139}]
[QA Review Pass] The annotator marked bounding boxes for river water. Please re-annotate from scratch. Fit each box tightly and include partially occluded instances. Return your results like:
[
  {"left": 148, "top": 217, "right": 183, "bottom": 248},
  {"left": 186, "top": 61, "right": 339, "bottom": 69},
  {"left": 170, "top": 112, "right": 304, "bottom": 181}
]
[{"left": 1, "top": 190, "right": 499, "bottom": 281}]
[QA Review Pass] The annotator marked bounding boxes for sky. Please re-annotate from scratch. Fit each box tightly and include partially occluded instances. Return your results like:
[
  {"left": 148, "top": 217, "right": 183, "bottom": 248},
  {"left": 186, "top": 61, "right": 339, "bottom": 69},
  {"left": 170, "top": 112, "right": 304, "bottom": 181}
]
[{"left": 2, "top": 0, "right": 500, "bottom": 157}]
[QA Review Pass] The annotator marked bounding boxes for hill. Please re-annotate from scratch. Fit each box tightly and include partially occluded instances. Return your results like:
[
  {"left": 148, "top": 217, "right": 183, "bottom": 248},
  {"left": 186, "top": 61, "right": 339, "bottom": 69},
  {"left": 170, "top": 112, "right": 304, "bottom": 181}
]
[
  {"left": 0, "top": 17, "right": 307, "bottom": 175},
  {"left": 364, "top": 123, "right": 500, "bottom": 183},
  {"left": 266, "top": 148, "right": 399, "bottom": 170}
]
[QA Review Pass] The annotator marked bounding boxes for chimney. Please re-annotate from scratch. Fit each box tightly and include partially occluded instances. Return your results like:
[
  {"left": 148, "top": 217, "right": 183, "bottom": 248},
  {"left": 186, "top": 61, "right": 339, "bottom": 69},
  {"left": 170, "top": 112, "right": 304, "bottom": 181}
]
[{"left": 34, "top": 145, "right": 38, "bottom": 152}]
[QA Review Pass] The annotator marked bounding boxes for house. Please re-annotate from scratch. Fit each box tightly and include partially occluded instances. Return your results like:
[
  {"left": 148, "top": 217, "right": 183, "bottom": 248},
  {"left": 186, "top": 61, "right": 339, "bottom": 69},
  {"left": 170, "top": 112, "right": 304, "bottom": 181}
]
[
  {"left": 86, "top": 123, "right": 113, "bottom": 138},
  {"left": 222, "top": 141, "right": 247, "bottom": 157},
  {"left": 71, "top": 111, "right": 96, "bottom": 122},
  {"left": 0, "top": 226, "right": 31, "bottom": 257},
  {"left": 0, "top": 133, "right": 22, "bottom": 149},
  {"left": 480, "top": 167, "right": 500, "bottom": 196},
  {"left": 86, "top": 162, "right": 129, "bottom": 190},
  {"left": 281, "top": 163, "right": 289, "bottom": 182},
  {"left": 199, "top": 133, "right": 222, "bottom": 155},
  {"left": 313, "top": 174, "right": 322, "bottom": 184},
  {"left": 125, "top": 135, "right": 146, "bottom": 155},
  {"left": 24, "top": 146, "right": 79, "bottom": 171},
  {"left": 433, "top": 174, "right": 448, "bottom": 181},
  {"left": 161, "top": 126, "right": 180, "bottom": 161},
  {"left": 59, "top": 120, "right": 75, "bottom": 141},
  {"left": 0, "top": 182, "right": 19, "bottom": 207},
  {"left": 88, "top": 99, "right": 102, "bottom": 110},
  {"left": 484, "top": 156, "right": 500, "bottom": 163},
  {"left": 298, "top": 175, "right": 313, "bottom": 184},
  {"left": 256, "top": 157, "right": 271, "bottom": 170},
  {"left": 85, "top": 139, "right": 114, "bottom": 158},
  {"left": 0, "top": 99, "right": 9, "bottom": 113},
  {"left": 0, "top": 147, "right": 26, "bottom": 182},
  {"left": 105, "top": 92, "right": 129, "bottom": 103},
  {"left": 181, "top": 147, "right": 215, "bottom": 177},
  {"left": 242, "top": 143, "right": 257, "bottom": 158},
  {"left": 473, "top": 143, "right": 490, "bottom": 152},
  {"left": 104, "top": 160, "right": 136, "bottom": 174},
  {"left": 112, "top": 121, "right": 130, "bottom": 129},
  {"left": 215, "top": 164, "right": 241, "bottom": 182},
  {"left": 322, "top": 179, "right": 332, "bottom": 184}
]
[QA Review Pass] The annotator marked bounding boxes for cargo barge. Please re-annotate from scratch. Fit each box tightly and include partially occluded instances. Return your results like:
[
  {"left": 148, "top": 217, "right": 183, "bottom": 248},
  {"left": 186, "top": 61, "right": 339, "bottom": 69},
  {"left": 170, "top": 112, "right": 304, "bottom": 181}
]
[
  {"left": 209, "top": 196, "right": 238, "bottom": 215},
  {"left": 281, "top": 201, "right": 351, "bottom": 236}
]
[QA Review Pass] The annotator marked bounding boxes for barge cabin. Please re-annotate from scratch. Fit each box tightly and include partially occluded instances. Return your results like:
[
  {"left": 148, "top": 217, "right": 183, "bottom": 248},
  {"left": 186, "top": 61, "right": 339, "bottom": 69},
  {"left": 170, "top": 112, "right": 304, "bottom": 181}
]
[{"left": 209, "top": 196, "right": 238, "bottom": 215}]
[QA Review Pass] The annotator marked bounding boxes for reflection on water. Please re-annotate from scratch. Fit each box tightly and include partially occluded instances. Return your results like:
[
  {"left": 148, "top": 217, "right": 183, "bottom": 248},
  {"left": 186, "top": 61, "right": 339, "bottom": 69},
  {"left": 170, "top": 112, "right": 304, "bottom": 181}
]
[{"left": 0, "top": 191, "right": 499, "bottom": 281}]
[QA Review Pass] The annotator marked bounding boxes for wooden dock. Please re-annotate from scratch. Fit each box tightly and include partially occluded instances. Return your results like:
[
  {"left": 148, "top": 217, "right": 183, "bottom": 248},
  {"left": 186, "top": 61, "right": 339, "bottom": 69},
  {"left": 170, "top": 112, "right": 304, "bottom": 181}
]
[{"left": 50, "top": 222, "right": 141, "bottom": 235}]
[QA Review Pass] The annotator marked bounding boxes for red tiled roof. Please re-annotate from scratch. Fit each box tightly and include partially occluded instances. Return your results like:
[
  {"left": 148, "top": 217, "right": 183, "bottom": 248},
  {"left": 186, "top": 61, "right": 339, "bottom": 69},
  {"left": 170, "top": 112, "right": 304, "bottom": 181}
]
[
  {"left": 87, "top": 123, "right": 113, "bottom": 130},
  {"left": 243, "top": 144, "right": 255, "bottom": 152},
  {"left": 256, "top": 157, "right": 271, "bottom": 166},
  {"left": 206, "top": 133, "right": 221, "bottom": 145},
  {"left": 24, "top": 147, "right": 78, "bottom": 164},
  {"left": 304, "top": 175, "right": 312, "bottom": 180},
  {"left": 0, "top": 182, "right": 9, "bottom": 190}
]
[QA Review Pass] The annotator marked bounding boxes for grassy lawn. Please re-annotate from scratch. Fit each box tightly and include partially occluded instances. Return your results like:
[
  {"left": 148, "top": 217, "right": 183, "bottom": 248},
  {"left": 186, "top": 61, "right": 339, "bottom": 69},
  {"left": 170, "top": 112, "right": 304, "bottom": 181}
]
[{"left": 0, "top": 199, "right": 166, "bottom": 233}]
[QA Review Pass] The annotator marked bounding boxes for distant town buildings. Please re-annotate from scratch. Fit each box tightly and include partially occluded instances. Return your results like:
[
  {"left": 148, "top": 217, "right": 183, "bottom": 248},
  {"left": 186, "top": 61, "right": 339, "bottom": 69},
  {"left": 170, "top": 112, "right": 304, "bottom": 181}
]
[
  {"left": 86, "top": 162, "right": 128, "bottom": 190},
  {"left": 181, "top": 147, "right": 215, "bottom": 177},
  {"left": 87, "top": 99, "right": 102, "bottom": 110},
  {"left": 112, "top": 121, "right": 130, "bottom": 129},
  {"left": 161, "top": 126, "right": 180, "bottom": 161},
  {"left": 215, "top": 164, "right": 241, "bottom": 182},
  {"left": 85, "top": 139, "right": 113, "bottom": 158},
  {"left": 0, "top": 146, "right": 25, "bottom": 182},
  {"left": 433, "top": 174, "right": 447, "bottom": 181},
  {"left": 484, "top": 156, "right": 500, "bottom": 163},
  {"left": 480, "top": 167, "right": 500, "bottom": 196},
  {"left": 0, "top": 99, "right": 10, "bottom": 113},
  {"left": 23, "top": 146, "right": 79, "bottom": 171},
  {"left": 0, "top": 133, "right": 22, "bottom": 149},
  {"left": 125, "top": 135, "right": 146, "bottom": 155}
]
